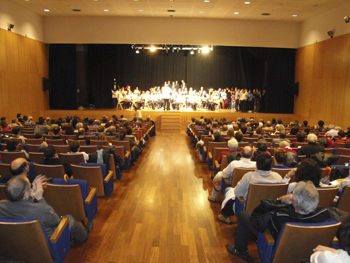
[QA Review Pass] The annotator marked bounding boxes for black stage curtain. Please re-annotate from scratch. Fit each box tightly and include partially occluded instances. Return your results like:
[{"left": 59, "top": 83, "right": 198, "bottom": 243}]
[
  {"left": 49, "top": 44, "right": 296, "bottom": 113},
  {"left": 49, "top": 44, "right": 77, "bottom": 110}
]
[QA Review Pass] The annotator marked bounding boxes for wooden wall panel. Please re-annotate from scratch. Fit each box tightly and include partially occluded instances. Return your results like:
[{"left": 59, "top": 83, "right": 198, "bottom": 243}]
[
  {"left": 0, "top": 29, "right": 48, "bottom": 121},
  {"left": 295, "top": 32, "right": 350, "bottom": 129}
]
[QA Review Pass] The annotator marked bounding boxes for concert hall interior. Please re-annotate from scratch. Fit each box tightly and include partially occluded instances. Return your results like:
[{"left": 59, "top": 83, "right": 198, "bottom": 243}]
[{"left": 1, "top": 1, "right": 350, "bottom": 262}]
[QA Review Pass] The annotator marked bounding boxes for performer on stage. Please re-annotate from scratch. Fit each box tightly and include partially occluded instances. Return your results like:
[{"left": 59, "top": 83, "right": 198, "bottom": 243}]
[{"left": 162, "top": 84, "right": 172, "bottom": 111}]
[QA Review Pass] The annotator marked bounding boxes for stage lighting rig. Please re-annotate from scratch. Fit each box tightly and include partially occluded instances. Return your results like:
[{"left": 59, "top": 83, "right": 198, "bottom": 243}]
[{"left": 131, "top": 44, "right": 214, "bottom": 53}]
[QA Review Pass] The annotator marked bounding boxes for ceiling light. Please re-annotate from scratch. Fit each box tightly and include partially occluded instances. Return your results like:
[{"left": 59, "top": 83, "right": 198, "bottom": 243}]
[
  {"left": 136, "top": 50, "right": 140, "bottom": 54},
  {"left": 202, "top": 47, "right": 209, "bottom": 53},
  {"left": 139, "top": 9, "right": 144, "bottom": 12},
  {"left": 150, "top": 45, "right": 156, "bottom": 52},
  {"left": 134, "top": 0, "right": 139, "bottom": 1},
  {"left": 204, "top": 0, "right": 210, "bottom": 2},
  {"left": 104, "top": 9, "right": 109, "bottom": 12},
  {"left": 199, "top": 11, "right": 204, "bottom": 13},
  {"left": 210, "top": 45, "right": 213, "bottom": 51},
  {"left": 292, "top": 14, "right": 297, "bottom": 17},
  {"left": 244, "top": 1, "right": 250, "bottom": 4},
  {"left": 44, "top": 9, "right": 49, "bottom": 12},
  {"left": 234, "top": 12, "right": 239, "bottom": 15},
  {"left": 190, "top": 49, "right": 194, "bottom": 55}
]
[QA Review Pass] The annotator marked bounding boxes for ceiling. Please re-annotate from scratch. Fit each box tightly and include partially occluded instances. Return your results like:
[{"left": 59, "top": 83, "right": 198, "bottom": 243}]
[{"left": 8, "top": 0, "right": 349, "bottom": 22}]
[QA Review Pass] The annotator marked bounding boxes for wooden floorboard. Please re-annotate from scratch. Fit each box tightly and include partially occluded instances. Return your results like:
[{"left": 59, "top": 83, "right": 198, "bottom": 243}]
[{"left": 65, "top": 132, "right": 261, "bottom": 263}]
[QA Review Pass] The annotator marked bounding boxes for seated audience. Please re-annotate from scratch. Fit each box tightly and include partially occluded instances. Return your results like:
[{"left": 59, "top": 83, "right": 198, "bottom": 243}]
[
  {"left": 251, "top": 139, "right": 271, "bottom": 161},
  {"left": 229, "top": 181, "right": 350, "bottom": 260},
  {"left": 0, "top": 175, "right": 93, "bottom": 243},
  {"left": 271, "top": 130, "right": 290, "bottom": 146},
  {"left": 217, "top": 138, "right": 239, "bottom": 164},
  {"left": 298, "top": 133, "right": 325, "bottom": 157},
  {"left": 271, "top": 148, "right": 289, "bottom": 168},
  {"left": 68, "top": 140, "right": 89, "bottom": 162},
  {"left": 10, "top": 126, "right": 26, "bottom": 144},
  {"left": 39, "top": 146, "right": 72, "bottom": 177},
  {"left": 5, "top": 139, "right": 30, "bottom": 161},
  {"left": 208, "top": 146, "right": 256, "bottom": 203},
  {"left": 218, "top": 154, "right": 283, "bottom": 225},
  {"left": 74, "top": 128, "right": 91, "bottom": 145},
  {"left": 34, "top": 117, "right": 49, "bottom": 135}
]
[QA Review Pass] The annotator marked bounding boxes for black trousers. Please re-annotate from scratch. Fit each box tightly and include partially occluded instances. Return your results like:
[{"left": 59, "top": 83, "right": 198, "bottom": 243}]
[
  {"left": 234, "top": 211, "right": 258, "bottom": 251},
  {"left": 163, "top": 99, "right": 170, "bottom": 110}
]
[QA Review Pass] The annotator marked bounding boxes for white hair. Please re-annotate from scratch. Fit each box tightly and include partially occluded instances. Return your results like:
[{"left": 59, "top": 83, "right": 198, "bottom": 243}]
[
  {"left": 259, "top": 122, "right": 263, "bottom": 128},
  {"left": 307, "top": 133, "right": 317, "bottom": 143},
  {"left": 293, "top": 181, "right": 319, "bottom": 214},
  {"left": 335, "top": 126, "right": 341, "bottom": 131},
  {"left": 328, "top": 124, "right": 334, "bottom": 129},
  {"left": 227, "top": 139, "right": 238, "bottom": 151}
]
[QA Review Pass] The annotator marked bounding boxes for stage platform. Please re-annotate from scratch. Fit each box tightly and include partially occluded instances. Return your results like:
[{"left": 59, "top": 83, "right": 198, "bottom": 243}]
[{"left": 42, "top": 109, "right": 297, "bottom": 131}]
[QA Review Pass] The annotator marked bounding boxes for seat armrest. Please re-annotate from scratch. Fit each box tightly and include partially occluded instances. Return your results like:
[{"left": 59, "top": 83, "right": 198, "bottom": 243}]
[
  {"left": 264, "top": 228, "right": 275, "bottom": 246},
  {"left": 223, "top": 178, "right": 230, "bottom": 185},
  {"left": 131, "top": 146, "right": 136, "bottom": 151},
  {"left": 203, "top": 146, "right": 207, "bottom": 153},
  {"left": 85, "top": 188, "right": 97, "bottom": 205},
  {"left": 50, "top": 217, "right": 69, "bottom": 243},
  {"left": 208, "top": 152, "right": 212, "bottom": 159},
  {"left": 215, "top": 160, "right": 220, "bottom": 169},
  {"left": 104, "top": 171, "right": 114, "bottom": 183},
  {"left": 238, "top": 196, "right": 245, "bottom": 204},
  {"left": 125, "top": 151, "right": 130, "bottom": 158}
]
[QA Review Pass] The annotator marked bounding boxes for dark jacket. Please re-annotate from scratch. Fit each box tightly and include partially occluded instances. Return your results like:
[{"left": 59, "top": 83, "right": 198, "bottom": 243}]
[{"left": 297, "top": 142, "right": 325, "bottom": 157}]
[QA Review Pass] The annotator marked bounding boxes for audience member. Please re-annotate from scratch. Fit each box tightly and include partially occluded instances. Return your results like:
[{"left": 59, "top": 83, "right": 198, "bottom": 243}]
[{"left": 218, "top": 154, "right": 283, "bottom": 224}]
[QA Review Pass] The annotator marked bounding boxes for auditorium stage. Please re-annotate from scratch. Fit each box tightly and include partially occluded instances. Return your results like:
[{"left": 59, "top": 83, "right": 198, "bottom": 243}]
[{"left": 42, "top": 109, "right": 297, "bottom": 131}]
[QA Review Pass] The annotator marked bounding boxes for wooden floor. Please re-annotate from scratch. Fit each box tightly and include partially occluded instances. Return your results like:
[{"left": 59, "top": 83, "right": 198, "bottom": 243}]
[{"left": 65, "top": 132, "right": 260, "bottom": 263}]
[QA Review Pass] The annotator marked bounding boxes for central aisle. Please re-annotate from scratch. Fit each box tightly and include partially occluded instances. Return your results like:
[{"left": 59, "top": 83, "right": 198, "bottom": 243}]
[{"left": 65, "top": 132, "right": 259, "bottom": 263}]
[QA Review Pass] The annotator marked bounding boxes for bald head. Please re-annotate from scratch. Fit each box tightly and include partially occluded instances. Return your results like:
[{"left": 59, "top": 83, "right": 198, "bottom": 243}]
[
  {"left": 10, "top": 158, "right": 28, "bottom": 176},
  {"left": 241, "top": 146, "right": 253, "bottom": 158}
]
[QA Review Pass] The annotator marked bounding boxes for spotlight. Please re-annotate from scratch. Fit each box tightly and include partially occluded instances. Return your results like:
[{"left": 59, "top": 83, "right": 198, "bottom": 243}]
[
  {"left": 7, "top": 23, "right": 14, "bottom": 31},
  {"left": 327, "top": 30, "right": 334, "bottom": 38},
  {"left": 210, "top": 45, "right": 213, "bottom": 51},
  {"left": 150, "top": 45, "right": 156, "bottom": 52},
  {"left": 345, "top": 16, "right": 350, "bottom": 23},
  {"left": 198, "top": 49, "right": 201, "bottom": 54},
  {"left": 136, "top": 49, "right": 140, "bottom": 54},
  {"left": 202, "top": 46, "right": 209, "bottom": 53},
  {"left": 190, "top": 49, "right": 194, "bottom": 55},
  {"left": 177, "top": 47, "right": 180, "bottom": 53}
]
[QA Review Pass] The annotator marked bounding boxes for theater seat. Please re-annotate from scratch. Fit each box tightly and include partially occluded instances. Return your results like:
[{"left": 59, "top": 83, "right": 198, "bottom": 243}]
[
  {"left": 71, "top": 163, "right": 114, "bottom": 197},
  {"left": 257, "top": 221, "right": 340, "bottom": 263},
  {"left": 0, "top": 217, "right": 70, "bottom": 263},
  {"left": 46, "top": 178, "right": 98, "bottom": 223}
]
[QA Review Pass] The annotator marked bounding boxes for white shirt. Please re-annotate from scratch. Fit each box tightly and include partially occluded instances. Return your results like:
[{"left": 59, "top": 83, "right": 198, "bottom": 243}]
[
  {"left": 310, "top": 249, "right": 350, "bottom": 263},
  {"left": 162, "top": 86, "right": 172, "bottom": 99},
  {"left": 222, "top": 158, "right": 256, "bottom": 180},
  {"left": 69, "top": 151, "right": 89, "bottom": 163}
]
